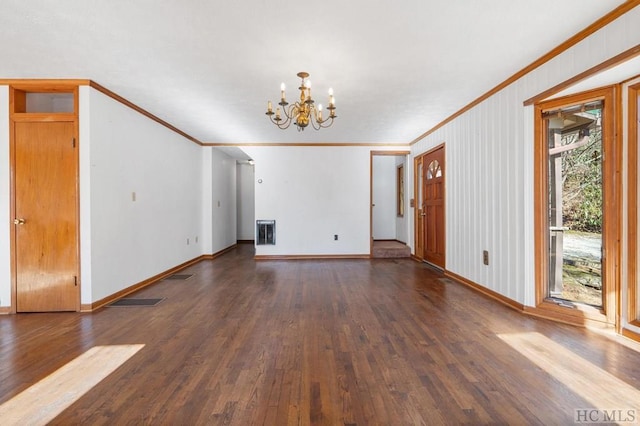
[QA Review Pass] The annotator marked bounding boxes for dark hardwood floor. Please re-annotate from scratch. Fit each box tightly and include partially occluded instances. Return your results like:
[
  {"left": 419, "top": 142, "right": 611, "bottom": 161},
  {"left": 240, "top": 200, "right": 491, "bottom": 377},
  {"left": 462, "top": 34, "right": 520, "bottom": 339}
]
[{"left": 1, "top": 244, "right": 640, "bottom": 425}]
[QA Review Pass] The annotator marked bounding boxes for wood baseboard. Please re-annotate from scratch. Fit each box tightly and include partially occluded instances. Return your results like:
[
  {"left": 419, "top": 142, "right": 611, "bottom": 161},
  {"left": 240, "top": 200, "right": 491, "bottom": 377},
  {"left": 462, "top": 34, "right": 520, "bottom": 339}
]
[
  {"left": 444, "top": 270, "right": 525, "bottom": 312},
  {"left": 444, "top": 270, "right": 621, "bottom": 332},
  {"left": 523, "top": 305, "right": 610, "bottom": 329},
  {"left": 81, "top": 255, "right": 206, "bottom": 312},
  {"left": 255, "top": 254, "right": 370, "bottom": 260},
  {"left": 236, "top": 240, "right": 255, "bottom": 245},
  {"left": 0, "top": 306, "right": 11, "bottom": 315},
  {"left": 202, "top": 244, "right": 238, "bottom": 260},
  {"left": 81, "top": 245, "right": 238, "bottom": 312}
]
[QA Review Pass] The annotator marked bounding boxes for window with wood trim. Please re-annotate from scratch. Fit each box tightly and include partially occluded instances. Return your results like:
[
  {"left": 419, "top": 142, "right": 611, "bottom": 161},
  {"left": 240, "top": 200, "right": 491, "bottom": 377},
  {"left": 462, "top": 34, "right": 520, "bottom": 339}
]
[
  {"left": 533, "top": 87, "right": 618, "bottom": 326},
  {"left": 397, "top": 164, "right": 404, "bottom": 217},
  {"left": 628, "top": 82, "right": 640, "bottom": 329}
]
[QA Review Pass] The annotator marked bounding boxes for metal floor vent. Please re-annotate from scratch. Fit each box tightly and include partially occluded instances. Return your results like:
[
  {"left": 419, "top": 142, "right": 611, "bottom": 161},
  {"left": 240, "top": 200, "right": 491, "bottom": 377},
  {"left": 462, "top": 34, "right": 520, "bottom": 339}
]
[
  {"left": 257, "top": 220, "right": 276, "bottom": 245},
  {"left": 165, "top": 274, "right": 194, "bottom": 280},
  {"left": 108, "top": 298, "right": 164, "bottom": 307}
]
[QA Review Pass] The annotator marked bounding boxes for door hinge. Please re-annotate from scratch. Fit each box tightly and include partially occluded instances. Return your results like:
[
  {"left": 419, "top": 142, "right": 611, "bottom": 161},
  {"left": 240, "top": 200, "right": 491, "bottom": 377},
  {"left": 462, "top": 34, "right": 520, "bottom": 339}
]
[
  {"left": 72, "top": 138, "right": 76, "bottom": 148},
  {"left": 74, "top": 276, "right": 78, "bottom": 286}
]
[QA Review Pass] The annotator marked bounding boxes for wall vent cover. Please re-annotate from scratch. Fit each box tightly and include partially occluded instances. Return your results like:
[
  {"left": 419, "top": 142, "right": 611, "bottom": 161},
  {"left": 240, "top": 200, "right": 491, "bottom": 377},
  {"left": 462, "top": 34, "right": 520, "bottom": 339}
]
[{"left": 256, "top": 220, "right": 276, "bottom": 245}]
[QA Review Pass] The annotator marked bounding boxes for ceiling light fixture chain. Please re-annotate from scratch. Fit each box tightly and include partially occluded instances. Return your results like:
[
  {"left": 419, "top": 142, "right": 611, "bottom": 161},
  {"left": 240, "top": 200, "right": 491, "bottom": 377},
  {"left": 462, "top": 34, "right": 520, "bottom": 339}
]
[{"left": 266, "top": 72, "right": 336, "bottom": 131}]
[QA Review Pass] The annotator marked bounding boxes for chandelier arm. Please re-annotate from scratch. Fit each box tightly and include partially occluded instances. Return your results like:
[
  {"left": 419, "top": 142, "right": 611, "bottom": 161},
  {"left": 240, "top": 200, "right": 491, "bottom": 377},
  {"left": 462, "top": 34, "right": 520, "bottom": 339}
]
[
  {"left": 284, "top": 103, "right": 299, "bottom": 121},
  {"left": 272, "top": 102, "right": 306, "bottom": 129},
  {"left": 306, "top": 107, "right": 317, "bottom": 130},
  {"left": 309, "top": 106, "right": 335, "bottom": 130},
  {"left": 314, "top": 107, "right": 328, "bottom": 130},
  {"left": 310, "top": 116, "right": 321, "bottom": 130},
  {"left": 269, "top": 112, "right": 293, "bottom": 129},
  {"left": 320, "top": 115, "right": 335, "bottom": 128}
]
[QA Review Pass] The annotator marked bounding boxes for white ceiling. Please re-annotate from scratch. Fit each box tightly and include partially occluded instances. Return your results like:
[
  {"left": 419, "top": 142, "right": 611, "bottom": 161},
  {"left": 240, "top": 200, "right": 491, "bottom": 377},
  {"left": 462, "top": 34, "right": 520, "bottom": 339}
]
[{"left": 0, "top": 1, "right": 628, "bottom": 145}]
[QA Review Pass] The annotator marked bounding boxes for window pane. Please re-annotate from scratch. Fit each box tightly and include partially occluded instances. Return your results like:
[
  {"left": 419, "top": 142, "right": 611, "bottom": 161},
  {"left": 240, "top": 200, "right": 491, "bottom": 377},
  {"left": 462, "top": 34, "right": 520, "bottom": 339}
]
[{"left": 546, "top": 102, "right": 603, "bottom": 306}]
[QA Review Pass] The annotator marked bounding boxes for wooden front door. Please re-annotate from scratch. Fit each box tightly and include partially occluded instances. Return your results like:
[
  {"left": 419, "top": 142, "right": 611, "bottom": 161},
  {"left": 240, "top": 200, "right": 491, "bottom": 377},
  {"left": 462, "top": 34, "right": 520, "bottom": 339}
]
[
  {"left": 14, "top": 121, "right": 79, "bottom": 312},
  {"left": 423, "top": 146, "right": 445, "bottom": 267}
]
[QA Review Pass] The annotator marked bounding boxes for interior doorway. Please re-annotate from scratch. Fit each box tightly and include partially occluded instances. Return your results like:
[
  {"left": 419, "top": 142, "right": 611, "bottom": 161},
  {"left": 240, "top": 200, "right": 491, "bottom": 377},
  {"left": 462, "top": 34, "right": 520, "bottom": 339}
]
[
  {"left": 236, "top": 160, "right": 255, "bottom": 244},
  {"left": 370, "top": 151, "right": 410, "bottom": 258}
]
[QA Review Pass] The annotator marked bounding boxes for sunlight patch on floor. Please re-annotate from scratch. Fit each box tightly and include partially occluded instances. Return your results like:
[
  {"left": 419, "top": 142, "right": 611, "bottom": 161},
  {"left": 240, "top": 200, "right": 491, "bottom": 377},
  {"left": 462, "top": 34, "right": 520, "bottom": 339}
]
[
  {"left": 587, "top": 327, "right": 640, "bottom": 353},
  {"left": 498, "top": 332, "right": 640, "bottom": 410},
  {"left": 0, "top": 344, "right": 144, "bottom": 425}
]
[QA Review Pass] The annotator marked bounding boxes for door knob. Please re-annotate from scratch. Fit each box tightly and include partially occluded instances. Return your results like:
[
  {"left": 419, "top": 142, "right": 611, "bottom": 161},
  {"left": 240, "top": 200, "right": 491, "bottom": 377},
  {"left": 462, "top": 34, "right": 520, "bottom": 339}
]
[{"left": 14, "top": 218, "right": 25, "bottom": 225}]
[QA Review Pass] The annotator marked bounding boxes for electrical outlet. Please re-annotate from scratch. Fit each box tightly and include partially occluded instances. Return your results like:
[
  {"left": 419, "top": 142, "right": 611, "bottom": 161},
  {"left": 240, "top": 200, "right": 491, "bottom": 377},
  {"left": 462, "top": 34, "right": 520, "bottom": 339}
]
[
  {"left": 334, "top": 234, "right": 338, "bottom": 241},
  {"left": 483, "top": 250, "right": 489, "bottom": 265}
]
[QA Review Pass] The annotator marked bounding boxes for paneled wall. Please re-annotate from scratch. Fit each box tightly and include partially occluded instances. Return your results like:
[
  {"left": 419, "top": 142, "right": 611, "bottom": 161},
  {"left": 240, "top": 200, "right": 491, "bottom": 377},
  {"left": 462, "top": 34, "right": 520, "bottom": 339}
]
[{"left": 412, "top": 7, "right": 640, "bottom": 305}]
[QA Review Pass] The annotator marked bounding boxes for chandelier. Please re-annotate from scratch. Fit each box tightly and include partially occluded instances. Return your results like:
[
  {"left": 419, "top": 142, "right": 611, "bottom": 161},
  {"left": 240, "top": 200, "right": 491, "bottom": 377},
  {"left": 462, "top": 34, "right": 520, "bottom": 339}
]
[{"left": 266, "top": 72, "right": 336, "bottom": 131}]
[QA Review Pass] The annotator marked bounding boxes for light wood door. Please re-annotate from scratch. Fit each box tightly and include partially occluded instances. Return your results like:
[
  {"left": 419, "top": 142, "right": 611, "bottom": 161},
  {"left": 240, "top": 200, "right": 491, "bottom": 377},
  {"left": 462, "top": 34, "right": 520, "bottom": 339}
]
[
  {"left": 15, "top": 121, "right": 79, "bottom": 312},
  {"left": 423, "top": 147, "right": 445, "bottom": 267}
]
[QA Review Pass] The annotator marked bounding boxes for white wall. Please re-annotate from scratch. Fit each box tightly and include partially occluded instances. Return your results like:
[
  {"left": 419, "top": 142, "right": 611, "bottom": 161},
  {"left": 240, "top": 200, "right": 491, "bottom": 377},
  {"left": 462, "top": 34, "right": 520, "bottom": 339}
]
[
  {"left": 201, "top": 147, "right": 213, "bottom": 255},
  {"left": 395, "top": 155, "right": 409, "bottom": 244},
  {"left": 81, "top": 87, "right": 205, "bottom": 303},
  {"left": 236, "top": 163, "right": 255, "bottom": 241},
  {"left": 210, "top": 148, "right": 237, "bottom": 253},
  {"left": 372, "top": 155, "right": 397, "bottom": 240},
  {"left": 0, "top": 86, "right": 10, "bottom": 308},
  {"left": 412, "top": 7, "right": 640, "bottom": 305},
  {"left": 245, "top": 146, "right": 399, "bottom": 256}
]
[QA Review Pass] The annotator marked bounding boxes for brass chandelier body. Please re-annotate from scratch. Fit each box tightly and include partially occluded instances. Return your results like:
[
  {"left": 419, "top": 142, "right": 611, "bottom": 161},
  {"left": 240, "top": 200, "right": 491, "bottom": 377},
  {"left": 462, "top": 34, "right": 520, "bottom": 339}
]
[{"left": 266, "top": 72, "right": 336, "bottom": 131}]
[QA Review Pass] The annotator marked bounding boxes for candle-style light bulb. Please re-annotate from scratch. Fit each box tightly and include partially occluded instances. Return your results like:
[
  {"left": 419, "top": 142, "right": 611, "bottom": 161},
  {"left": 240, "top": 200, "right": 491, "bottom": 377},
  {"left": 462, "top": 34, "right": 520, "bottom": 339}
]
[
  {"left": 328, "top": 87, "right": 333, "bottom": 96},
  {"left": 280, "top": 83, "right": 286, "bottom": 101},
  {"left": 318, "top": 104, "right": 323, "bottom": 121},
  {"left": 276, "top": 107, "right": 281, "bottom": 119},
  {"left": 267, "top": 100, "right": 272, "bottom": 112}
]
